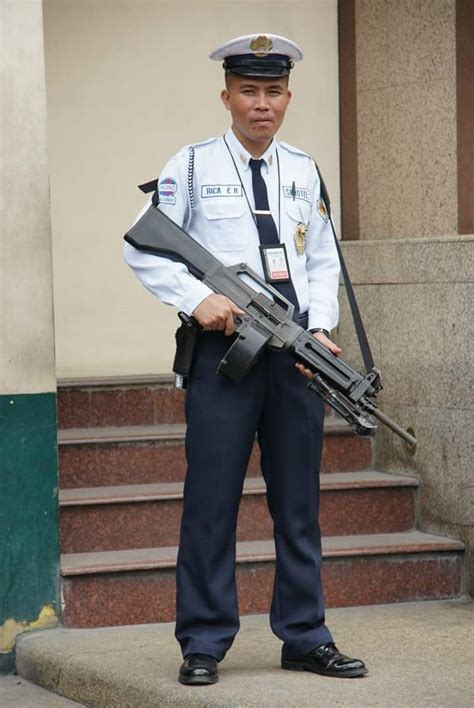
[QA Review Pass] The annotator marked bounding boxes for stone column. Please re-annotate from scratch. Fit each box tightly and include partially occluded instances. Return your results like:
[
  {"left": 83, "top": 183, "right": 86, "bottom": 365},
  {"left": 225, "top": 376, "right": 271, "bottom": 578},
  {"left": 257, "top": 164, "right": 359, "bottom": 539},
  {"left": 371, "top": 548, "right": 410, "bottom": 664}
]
[
  {"left": 338, "top": 0, "right": 473, "bottom": 592},
  {"left": 0, "top": 0, "right": 59, "bottom": 673}
]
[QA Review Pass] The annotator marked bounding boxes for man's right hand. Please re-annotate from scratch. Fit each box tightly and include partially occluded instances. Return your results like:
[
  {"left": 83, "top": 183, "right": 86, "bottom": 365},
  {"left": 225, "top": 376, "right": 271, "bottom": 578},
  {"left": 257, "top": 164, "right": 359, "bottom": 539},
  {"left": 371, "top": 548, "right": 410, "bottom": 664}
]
[{"left": 192, "top": 294, "right": 245, "bottom": 336}]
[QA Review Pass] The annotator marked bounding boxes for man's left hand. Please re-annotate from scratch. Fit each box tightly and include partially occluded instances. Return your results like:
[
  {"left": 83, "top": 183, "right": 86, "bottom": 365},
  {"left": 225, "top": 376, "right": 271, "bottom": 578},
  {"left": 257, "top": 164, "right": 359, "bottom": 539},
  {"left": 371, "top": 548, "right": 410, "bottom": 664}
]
[{"left": 295, "top": 331, "right": 342, "bottom": 379}]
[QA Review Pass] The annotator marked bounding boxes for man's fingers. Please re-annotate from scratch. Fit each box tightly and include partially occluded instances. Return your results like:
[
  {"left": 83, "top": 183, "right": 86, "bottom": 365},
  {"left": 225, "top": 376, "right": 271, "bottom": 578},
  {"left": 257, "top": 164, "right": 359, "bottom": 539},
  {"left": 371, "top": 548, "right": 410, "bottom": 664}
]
[
  {"left": 230, "top": 302, "right": 245, "bottom": 316},
  {"left": 295, "top": 362, "right": 314, "bottom": 379},
  {"left": 224, "top": 300, "right": 244, "bottom": 334},
  {"left": 296, "top": 331, "right": 342, "bottom": 378},
  {"left": 224, "top": 310, "right": 237, "bottom": 336},
  {"left": 313, "top": 332, "right": 342, "bottom": 356},
  {"left": 328, "top": 342, "right": 342, "bottom": 355},
  {"left": 192, "top": 294, "right": 245, "bottom": 334}
]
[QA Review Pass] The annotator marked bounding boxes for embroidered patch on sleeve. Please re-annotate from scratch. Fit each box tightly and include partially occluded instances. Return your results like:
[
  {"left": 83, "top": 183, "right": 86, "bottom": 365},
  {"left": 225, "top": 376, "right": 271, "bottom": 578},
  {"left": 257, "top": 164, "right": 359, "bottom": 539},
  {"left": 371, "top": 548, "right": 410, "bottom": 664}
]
[
  {"left": 317, "top": 198, "right": 329, "bottom": 223},
  {"left": 159, "top": 177, "right": 178, "bottom": 205}
]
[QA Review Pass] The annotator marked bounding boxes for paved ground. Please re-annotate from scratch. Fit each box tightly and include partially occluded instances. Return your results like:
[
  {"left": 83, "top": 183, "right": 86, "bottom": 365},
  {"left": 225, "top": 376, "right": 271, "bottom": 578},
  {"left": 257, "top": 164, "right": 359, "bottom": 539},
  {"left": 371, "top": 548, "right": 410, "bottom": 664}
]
[
  {"left": 13, "top": 599, "right": 474, "bottom": 707},
  {"left": 0, "top": 675, "right": 80, "bottom": 706}
]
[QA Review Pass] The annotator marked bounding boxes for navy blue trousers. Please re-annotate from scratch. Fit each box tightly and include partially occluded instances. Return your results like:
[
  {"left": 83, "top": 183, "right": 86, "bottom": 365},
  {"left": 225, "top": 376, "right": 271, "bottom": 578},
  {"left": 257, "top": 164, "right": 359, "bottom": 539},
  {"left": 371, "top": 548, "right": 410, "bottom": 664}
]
[{"left": 175, "top": 330, "right": 333, "bottom": 660}]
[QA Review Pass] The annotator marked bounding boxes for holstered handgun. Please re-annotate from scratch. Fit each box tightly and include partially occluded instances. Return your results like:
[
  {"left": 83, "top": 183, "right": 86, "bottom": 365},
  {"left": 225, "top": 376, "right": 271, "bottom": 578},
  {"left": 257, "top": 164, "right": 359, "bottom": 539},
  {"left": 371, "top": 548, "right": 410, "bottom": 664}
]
[{"left": 172, "top": 312, "right": 201, "bottom": 389}]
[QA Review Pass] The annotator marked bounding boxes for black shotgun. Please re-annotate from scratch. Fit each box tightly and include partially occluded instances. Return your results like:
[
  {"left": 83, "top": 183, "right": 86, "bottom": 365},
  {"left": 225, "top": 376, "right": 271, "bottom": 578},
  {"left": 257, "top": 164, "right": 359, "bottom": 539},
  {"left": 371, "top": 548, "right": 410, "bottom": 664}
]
[{"left": 124, "top": 203, "right": 416, "bottom": 449}]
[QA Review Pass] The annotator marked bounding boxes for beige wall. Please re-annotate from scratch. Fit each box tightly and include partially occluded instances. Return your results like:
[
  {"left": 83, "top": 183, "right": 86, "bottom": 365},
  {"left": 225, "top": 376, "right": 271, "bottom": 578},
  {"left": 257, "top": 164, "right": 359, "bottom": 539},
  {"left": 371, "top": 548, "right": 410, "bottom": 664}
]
[
  {"left": 43, "top": 0, "right": 341, "bottom": 378},
  {"left": 1, "top": 0, "right": 56, "bottom": 395}
]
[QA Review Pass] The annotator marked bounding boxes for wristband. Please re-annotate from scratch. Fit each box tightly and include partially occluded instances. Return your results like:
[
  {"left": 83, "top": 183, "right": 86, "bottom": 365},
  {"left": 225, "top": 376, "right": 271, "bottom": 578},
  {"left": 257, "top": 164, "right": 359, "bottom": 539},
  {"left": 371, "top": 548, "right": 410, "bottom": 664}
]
[{"left": 310, "top": 327, "right": 330, "bottom": 338}]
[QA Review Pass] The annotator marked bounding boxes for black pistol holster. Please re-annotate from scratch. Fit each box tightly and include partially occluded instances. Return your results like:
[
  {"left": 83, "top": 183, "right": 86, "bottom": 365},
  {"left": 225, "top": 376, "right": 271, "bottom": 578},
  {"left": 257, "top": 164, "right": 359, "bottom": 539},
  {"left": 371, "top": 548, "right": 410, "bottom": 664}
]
[{"left": 172, "top": 312, "right": 201, "bottom": 389}]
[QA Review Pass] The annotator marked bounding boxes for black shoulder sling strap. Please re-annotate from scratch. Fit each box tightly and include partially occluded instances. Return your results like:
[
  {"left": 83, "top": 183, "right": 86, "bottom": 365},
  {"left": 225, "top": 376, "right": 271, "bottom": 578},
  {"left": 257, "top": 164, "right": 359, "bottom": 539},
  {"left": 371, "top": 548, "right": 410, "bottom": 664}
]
[
  {"left": 138, "top": 179, "right": 158, "bottom": 195},
  {"left": 313, "top": 163, "right": 375, "bottom": 374},
  {"left": 138, "top": 162, "right": 375, "bottom": 374}
]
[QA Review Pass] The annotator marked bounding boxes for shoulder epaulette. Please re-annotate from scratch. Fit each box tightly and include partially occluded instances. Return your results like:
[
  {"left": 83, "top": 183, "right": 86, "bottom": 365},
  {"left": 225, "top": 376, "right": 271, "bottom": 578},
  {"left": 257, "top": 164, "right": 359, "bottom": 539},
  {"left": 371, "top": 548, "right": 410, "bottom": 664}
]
[
  {"left": 166, "top": 139, "right": 215, "bottom": 161},
  {"left": 189, "top": 136, "right": 218, "bottom": 151},
  {"left": 278, "top": 140, "right": 311, "bottom": 158}
]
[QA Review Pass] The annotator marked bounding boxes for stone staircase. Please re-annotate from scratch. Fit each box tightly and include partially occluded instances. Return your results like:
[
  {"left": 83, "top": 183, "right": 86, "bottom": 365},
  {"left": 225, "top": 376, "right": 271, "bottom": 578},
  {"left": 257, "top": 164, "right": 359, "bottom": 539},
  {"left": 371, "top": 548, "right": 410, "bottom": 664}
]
[{"left": 56, "top": 376, "right": 464, "bottom": 629}]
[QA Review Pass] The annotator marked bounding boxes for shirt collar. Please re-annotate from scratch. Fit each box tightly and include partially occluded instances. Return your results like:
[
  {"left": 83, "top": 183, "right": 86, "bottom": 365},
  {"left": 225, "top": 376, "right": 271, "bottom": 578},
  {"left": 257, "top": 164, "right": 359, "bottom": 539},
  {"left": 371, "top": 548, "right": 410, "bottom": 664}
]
[{"left": 224, "top": 127, "right": 276, "bottom": 173}]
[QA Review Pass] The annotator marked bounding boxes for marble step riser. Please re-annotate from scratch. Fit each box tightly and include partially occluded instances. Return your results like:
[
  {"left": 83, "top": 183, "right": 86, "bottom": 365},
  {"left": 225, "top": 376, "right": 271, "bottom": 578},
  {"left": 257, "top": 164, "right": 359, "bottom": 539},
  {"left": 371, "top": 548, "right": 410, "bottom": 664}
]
[
  {"left": 58, "top": 386, "right": 185, "bottom": 429},
  {"left": 60, "top": 486, "right": 416, "bottom": 553},
  {"left": 58, "top": 385, "right": 332, "bottom": 429},
  {"left": 61, "top": 552, "right": 463, "bottom": 628},
  {"left": 59, "top": 436, "right": 372, "bottom": 488}
]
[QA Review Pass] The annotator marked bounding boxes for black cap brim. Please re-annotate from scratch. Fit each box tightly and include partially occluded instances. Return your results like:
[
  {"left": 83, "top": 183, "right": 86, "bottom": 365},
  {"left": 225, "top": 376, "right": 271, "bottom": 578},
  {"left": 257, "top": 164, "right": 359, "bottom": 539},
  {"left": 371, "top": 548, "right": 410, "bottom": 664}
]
[{"left": 224, "top": 54, "right": 293, "bottom": 78}]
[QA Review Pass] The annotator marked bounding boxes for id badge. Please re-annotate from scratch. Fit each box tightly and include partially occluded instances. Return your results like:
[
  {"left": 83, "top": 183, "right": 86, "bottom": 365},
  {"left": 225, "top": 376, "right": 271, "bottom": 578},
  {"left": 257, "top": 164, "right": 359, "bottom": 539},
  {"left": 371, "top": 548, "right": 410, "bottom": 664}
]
[{"left": 259, "top": 243, "right": 291, "bottom": 283}]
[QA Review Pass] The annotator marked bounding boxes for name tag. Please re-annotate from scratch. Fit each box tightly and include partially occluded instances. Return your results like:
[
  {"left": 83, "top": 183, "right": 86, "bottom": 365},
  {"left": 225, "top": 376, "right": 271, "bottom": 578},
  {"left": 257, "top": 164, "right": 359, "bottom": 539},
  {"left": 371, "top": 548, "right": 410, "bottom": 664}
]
[
  {"left": 260, "top": 244, "right": 291, "bottom": 283},
  {"left": 282, "top": 185, "right": 311, "bottom": 203},
  {"left": 201, "top": 185, "right": 243, "bottom": 198}
]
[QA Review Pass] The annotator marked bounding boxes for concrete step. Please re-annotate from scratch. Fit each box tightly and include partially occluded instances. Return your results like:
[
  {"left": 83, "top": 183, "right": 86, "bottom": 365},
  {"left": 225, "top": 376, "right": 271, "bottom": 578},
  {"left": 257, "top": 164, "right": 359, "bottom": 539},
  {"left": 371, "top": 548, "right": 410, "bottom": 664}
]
[
  {"left": 15, "top": 600, "right": 474, "bottom": 707},
  {"left": 58, "top": 421, "right": 373, "bottom": 488},
  {"left": 59, "top": 471, "right": 418, "bottom": 553},
  {"left": 60, "top": 531, "right": 464, "bottom": 628},
  {"left": 0, "top": 675, "right": 82, "bottom": 706}
]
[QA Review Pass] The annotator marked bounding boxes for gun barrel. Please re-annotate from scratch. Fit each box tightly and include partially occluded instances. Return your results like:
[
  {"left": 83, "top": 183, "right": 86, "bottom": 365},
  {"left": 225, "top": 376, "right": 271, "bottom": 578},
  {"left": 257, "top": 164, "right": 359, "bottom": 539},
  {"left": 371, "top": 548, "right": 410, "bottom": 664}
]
[{"left": 370, "top": 406, "right": 417, "bottom": 450}]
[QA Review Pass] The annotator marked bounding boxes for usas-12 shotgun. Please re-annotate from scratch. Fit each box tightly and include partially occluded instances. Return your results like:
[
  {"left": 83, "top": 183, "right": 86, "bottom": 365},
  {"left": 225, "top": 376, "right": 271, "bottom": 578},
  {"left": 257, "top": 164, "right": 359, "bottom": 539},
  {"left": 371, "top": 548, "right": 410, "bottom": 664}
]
[{"left": 124, "top": 196, "right": 417, "bottom": 450}]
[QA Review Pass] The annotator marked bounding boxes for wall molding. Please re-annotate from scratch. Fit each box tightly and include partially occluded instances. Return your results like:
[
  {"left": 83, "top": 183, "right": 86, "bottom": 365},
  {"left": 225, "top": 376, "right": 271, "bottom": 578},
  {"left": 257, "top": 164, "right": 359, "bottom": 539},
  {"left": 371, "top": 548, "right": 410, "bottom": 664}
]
[
  {"left": 456, "top": 0, "right": 474, "bottom": 234},
  {"left": 338, "top": 0, "right": 359, "bottom": 240}
]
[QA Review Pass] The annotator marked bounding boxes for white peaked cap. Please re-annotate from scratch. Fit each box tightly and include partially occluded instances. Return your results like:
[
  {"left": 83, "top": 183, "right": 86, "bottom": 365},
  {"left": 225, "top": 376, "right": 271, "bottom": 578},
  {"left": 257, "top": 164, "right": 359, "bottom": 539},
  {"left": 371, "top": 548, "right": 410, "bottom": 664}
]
[
  {"left": 210, "top": 34, "right": 303, "bottom": 77},
  {"left": 210, "top": 33, "right": 303, "bottom": 62}
]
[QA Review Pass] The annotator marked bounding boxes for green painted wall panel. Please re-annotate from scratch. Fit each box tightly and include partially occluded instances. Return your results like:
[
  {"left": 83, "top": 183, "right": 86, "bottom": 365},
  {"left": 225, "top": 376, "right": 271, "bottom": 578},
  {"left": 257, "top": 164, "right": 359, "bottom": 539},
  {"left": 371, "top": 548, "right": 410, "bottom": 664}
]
[
  {"left": 0, "top": 652, "right": 15, "bottom": 675},
  {"left": 0, "top": 393, "right": 60, "bottom": 630}
]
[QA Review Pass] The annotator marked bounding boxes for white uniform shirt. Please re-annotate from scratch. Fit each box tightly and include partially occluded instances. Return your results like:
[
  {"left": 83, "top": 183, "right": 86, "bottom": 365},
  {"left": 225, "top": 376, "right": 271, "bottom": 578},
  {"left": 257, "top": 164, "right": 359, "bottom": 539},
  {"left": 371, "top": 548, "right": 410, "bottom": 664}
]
[{"left": 124, "top": 128, "right": 340, "bottom": 332}]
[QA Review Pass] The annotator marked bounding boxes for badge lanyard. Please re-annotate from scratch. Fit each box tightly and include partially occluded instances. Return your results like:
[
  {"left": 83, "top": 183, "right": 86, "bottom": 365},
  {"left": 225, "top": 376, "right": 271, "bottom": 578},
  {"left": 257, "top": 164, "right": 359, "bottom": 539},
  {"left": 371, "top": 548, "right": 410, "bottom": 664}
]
[
  {"left": 223, "top": 136, "right": 294, "bottom": 284},
  {"left": 223, "top": 135, "right": 282, "bottom": 240}
]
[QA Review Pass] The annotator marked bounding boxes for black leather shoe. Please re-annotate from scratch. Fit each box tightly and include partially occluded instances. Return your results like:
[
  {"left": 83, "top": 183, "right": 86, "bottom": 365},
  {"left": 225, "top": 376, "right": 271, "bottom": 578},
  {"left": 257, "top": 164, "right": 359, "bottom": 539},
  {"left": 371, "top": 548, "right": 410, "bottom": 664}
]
[
  {"left": 282, "top": 643, "right": 367, "bottom": 678},
  {"left": 179, "top": 653, "right": 219, "bottom": 685}
]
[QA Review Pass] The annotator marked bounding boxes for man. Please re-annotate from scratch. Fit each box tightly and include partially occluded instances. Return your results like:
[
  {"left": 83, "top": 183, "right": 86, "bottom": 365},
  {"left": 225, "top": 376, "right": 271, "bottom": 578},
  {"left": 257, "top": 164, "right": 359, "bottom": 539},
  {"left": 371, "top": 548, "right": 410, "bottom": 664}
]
[{"left": 124, "top": 33, "right": 367, "bottom": 685}]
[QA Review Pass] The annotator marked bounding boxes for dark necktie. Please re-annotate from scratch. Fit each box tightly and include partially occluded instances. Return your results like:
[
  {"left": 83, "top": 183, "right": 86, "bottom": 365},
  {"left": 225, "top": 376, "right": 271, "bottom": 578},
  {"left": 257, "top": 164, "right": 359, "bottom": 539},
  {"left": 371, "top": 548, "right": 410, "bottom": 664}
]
[{"left": 249, "top": 158, "right": 300, "bottom": 317}]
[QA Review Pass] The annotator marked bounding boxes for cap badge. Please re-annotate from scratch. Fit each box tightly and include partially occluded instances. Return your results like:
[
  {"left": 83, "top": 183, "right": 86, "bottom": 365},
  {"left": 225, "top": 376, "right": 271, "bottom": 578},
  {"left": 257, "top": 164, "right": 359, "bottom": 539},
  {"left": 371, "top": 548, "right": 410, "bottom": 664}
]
[{"left": 249, "top": 35, "right": 274, "bottom": 57}]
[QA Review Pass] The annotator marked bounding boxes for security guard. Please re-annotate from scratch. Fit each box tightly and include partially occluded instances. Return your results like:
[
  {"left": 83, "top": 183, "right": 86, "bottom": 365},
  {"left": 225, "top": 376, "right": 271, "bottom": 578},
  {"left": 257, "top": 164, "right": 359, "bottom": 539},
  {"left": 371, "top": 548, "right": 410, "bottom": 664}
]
[{"left": 124, "top": 33, "right": 367, "bottom": 685}]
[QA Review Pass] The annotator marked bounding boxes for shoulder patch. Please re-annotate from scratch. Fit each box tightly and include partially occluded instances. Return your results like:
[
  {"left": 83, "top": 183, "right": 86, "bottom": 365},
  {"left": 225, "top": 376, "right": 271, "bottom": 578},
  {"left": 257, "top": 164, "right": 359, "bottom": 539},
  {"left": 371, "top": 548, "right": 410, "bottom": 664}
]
[
  {"left": 316, "top": 198, "right": 329, "bottom": 223},
  {"left": 158, "top": 176, "right": 178, "bottom": 205},
  {"left": 278, "top": 140, "right": 311, "bottom": 159}
]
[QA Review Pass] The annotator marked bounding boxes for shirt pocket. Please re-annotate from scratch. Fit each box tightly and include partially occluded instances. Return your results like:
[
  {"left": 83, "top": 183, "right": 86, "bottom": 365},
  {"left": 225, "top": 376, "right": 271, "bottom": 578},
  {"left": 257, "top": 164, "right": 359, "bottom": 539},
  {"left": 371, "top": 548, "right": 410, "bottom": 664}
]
[
  {"left": 200, "top": 198, "right": 249, "bottom": 252},
  {"left": 284, "top": 198, "right": 312, "bottom": 224}
]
